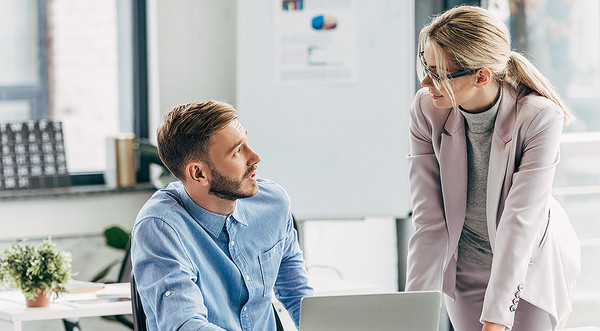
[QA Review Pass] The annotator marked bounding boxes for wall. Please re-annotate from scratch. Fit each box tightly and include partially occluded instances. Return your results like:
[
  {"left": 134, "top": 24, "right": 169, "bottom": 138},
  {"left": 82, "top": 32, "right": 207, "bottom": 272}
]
[
  {"left": 143, "top": 0, "right": 401, "bottom": 291},
  {"left": 0, "top": 190, "right": 153, "bottom": 241},
  {"left": 301, "top": 217, "right": 399, "bottom": 292},
  {"left": 146, "top": 0, "right": 238, "bottom": 142}
]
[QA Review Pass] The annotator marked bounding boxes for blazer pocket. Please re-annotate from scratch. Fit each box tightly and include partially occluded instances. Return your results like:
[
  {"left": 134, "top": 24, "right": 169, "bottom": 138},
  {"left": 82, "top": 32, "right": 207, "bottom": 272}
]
[
  {"left": 259, "top": 238, "right": 285, "bottom": 297},
  {"left": 537, "top": 210, "right": 551, "bottom": 249}
]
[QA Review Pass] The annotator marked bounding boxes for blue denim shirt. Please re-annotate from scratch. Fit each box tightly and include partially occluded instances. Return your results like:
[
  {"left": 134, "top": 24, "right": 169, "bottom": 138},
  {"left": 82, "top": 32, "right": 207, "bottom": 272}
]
[{"left": 131, "top": 179, "right": 313, "bottom": 331}]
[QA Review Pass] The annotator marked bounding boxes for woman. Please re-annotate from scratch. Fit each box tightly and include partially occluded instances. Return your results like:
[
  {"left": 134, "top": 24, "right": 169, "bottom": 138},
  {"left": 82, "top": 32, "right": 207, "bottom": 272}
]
[{"left": 405, "top": 6, "right": 580, "bottom": 331}]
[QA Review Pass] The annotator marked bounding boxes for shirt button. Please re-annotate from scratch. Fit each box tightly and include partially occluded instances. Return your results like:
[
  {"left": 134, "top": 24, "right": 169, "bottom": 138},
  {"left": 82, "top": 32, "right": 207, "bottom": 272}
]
[
  {"left": 230, "top": 240, "right": 235, "bottom": 246},
  {"left": 165, "top": 291, "right": 171, "bottom": 297},
  {"left": 243, "top": 307, "right": 247, "bottom": 311},
  {"left": 246, "top": 276, "right": 250, "bottom": 281}
]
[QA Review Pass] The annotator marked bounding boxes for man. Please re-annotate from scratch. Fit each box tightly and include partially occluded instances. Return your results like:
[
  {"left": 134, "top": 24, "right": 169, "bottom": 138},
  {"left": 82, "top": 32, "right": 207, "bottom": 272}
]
[{"left": 131, "top": 100, "right": 313, "bottom": 330}]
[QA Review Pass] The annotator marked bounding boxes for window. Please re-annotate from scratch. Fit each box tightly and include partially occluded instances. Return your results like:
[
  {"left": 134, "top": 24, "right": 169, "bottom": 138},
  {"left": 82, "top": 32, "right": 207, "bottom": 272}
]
[
  {"left": 487, "top": 0, "right": 600, "bottom": 326},
  {"left": 0, "top": 0, "right": 147, "bottom": 185},
  {"left": 0, "top": 0, "right": 46, "bottom": 120},
  {"left": 49, "top": 0, "right": 122, "bottom": 172}
]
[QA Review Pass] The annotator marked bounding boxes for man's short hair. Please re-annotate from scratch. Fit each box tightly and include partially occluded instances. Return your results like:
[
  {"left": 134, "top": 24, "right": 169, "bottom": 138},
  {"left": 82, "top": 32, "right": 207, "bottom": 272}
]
[{"left": 157, "top": 100, "right": 238, "bottom": 180}]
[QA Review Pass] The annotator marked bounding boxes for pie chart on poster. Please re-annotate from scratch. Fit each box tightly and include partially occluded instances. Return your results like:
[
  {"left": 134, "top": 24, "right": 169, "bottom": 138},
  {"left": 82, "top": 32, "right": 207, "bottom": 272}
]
[{"left": 312, "top": 15, "right": 338, "bottom": 30}]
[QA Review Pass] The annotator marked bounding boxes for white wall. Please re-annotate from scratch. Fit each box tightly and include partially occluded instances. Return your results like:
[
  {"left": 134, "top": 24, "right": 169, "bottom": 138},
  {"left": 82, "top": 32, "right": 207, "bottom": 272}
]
[
  {"left": 143, "top": 0, "right": 401, "bottom": 291},
  {"left": 301, "top": 217, "right": 399, "bottom": 292},
  {"left": 146, "top": 0, "right": 237, "bottom": 143},
  {"left": 0, "top": 190, "right": 153, "bottom": 241}
]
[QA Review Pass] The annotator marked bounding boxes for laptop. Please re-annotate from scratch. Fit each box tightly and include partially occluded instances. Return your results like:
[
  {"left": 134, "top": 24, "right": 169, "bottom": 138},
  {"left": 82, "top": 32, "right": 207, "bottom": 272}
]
[{"left": 299, "top": 291, "right": 443, "bottom": 331}]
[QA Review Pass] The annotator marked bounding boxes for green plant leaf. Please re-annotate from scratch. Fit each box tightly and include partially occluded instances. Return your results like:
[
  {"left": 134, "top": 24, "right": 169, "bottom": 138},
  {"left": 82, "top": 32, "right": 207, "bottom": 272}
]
[
  {"left": 0, "top": 238, "right": 72, "bottom": 299},
  {"left": 137, "top": 139, "right": 165, "bottom": 166},
  {"left": 103, "top": 226, "right": 130, "bottom": 251},
  {"left": 90, "top": 259, "right": 120, "bottom": 282}
]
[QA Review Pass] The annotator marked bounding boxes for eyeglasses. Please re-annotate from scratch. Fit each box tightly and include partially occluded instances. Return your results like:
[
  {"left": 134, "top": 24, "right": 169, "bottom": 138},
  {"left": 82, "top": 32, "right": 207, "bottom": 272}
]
[{"left": 418, "top": 48, "right": 477, "bottom": 90}]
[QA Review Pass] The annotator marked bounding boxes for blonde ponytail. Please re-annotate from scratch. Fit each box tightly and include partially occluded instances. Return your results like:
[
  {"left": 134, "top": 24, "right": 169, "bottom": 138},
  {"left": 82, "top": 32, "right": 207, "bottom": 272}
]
[
  {"left": 421, "top": 6, "right": 574, "bottom": 125},
  {"left": 506, "top": 51, "right": 574, "bottom": 124}
]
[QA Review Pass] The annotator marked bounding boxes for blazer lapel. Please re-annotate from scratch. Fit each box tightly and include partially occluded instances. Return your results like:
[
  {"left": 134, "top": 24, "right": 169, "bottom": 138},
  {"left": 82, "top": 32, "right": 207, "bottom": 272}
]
[
  {"left": 486, "top": 85, "right": 516, "bottom": 249},
  {"left": 440, "top": 107, "right": 468, "bottom": 258}
]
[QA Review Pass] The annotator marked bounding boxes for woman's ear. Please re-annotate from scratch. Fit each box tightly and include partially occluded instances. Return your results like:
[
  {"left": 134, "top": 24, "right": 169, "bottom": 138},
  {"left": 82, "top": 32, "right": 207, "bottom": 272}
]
[
  {"left": 475, "top": 67, "right": 493, "bottom": 87},
  {"left": 185, "top": 161, "right": 210, "bottom": 186}
]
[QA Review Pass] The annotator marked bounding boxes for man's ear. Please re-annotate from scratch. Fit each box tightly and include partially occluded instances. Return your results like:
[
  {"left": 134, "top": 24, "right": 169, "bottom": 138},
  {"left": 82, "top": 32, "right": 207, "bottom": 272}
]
[
  {"left": 474, "top": 67, "right": 493, "bottom": 87},
  {"left": 185, "top": 161, "right": 210, "bottom": 186}
]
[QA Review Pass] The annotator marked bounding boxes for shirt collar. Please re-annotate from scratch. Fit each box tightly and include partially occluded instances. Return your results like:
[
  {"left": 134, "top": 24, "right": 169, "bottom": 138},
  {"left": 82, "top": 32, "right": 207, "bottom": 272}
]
[
  {"left": 231, "top": 206, "right": 248, "bottom": 227},
  {"left": 176, "top": 182, "right": 248, "bottom": 237}
]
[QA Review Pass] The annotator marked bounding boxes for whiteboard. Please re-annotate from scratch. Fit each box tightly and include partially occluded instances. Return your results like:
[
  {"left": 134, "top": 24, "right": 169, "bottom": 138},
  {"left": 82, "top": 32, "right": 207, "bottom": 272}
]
[{"left": 237, "top": 0, "right": 414, "bottom": 219}]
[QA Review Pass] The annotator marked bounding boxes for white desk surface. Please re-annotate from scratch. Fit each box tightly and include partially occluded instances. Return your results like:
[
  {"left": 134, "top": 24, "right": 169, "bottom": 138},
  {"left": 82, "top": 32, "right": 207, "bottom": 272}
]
[{"left": 0, "top": 283, "right": 131, "bottom": 329}]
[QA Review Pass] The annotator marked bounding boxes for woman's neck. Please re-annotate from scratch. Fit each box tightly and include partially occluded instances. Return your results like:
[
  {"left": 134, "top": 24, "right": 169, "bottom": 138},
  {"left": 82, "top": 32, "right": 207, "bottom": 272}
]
[{"left": 460, "top": 81, "right": 501, "bottom": 114}]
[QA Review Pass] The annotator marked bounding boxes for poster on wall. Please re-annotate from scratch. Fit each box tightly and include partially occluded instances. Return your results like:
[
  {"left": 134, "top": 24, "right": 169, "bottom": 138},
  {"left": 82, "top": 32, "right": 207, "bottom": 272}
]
[{"left": 274, "top": 0, "right": 357, "bottom": 84}]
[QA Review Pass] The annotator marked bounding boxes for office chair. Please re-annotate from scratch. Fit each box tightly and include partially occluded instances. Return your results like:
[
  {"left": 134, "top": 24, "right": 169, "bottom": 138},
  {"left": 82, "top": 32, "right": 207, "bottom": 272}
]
[
  {"left": 114, "top": 242, "right": 135, "bottom": 328},
  {"left": 130, "top": 274, "right": 147, "bottom": 331}
]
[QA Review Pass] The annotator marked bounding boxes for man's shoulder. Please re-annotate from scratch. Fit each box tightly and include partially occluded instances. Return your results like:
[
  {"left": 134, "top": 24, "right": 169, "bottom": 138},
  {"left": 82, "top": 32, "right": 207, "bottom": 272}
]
[
  {"left": 236, "top": 178, "right": 291, "bottom": 216},
  {"left": 135, "top": 182, "right": 186, "bottom": 226},
  {"left": 254, "top": 178, "right": 290, "bottom": 203}
]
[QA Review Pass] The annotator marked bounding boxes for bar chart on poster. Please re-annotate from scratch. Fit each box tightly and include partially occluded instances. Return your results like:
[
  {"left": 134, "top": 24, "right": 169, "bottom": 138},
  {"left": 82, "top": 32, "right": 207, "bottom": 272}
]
[{"left": 237, "top": 0, "right": 414, "bottom": 219}]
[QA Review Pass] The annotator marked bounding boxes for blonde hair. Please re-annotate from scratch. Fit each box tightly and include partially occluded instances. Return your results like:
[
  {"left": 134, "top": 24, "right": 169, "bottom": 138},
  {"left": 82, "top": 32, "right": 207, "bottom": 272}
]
[{"left": 418, "top": 5, "right": 574, "bottom": 124}]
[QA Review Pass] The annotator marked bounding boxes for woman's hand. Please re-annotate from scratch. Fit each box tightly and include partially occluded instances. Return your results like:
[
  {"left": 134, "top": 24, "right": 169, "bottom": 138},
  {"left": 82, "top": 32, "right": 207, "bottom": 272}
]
[{"left": 482, "top": 321, "right": 506, "bottom": 331}]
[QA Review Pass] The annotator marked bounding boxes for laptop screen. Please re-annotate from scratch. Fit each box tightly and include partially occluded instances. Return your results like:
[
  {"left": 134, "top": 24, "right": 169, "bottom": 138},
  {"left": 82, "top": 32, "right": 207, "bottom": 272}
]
[{"left": 299, "top": 291, "right": 443, "bottom": 331}]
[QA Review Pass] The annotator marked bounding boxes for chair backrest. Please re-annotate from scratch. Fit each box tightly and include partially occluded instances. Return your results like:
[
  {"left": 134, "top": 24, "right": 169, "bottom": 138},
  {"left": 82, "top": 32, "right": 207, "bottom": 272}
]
[
  {"left": 130, "top": 273, "right": 147, "bottom": 331},
  {"left": 118, "top": 241, "right": 132, "bottom": 283}
]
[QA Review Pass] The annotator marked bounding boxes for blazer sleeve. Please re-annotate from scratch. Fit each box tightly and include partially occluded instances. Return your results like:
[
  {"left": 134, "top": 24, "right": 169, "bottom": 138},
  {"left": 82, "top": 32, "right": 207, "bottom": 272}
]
[
  {"left": 481, "top": 100, "right": 564, "bottom": 328},
  {"left": 405, "top": 90, "right": 449, "bottom": 291}
]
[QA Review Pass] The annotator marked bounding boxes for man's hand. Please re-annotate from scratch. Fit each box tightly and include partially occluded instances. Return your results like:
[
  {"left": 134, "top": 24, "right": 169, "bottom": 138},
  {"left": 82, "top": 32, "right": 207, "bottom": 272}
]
[{"left": 482, "top": 321, "right": 507, "bottom": 331}]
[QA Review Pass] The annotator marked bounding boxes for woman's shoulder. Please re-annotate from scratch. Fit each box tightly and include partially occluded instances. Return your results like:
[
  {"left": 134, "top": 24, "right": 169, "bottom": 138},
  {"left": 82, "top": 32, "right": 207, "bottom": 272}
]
[
  {"left": 515, "top": 90, "right": 563, "bottom": 123},
  {"left": 506, "top": 87, "right": 565, "bottom": 139}
]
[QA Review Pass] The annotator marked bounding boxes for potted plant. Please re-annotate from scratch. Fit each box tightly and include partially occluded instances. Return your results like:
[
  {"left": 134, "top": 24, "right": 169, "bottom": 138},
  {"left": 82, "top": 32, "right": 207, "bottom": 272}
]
[{"left": 0, "top": 238, "right": 73, "bottom": 307}]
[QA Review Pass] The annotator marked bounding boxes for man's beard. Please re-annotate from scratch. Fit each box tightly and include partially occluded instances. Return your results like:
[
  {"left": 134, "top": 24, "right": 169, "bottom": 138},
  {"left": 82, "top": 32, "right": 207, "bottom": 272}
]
[{"left": 208, "top": 164, "right": 258, "bottom": 201}]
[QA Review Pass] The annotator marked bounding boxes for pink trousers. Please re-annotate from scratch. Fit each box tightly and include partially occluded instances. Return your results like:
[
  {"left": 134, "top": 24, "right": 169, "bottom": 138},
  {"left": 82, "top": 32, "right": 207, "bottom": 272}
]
[{"left": 444, "top": 259, "right": 553, "bottom": 331}]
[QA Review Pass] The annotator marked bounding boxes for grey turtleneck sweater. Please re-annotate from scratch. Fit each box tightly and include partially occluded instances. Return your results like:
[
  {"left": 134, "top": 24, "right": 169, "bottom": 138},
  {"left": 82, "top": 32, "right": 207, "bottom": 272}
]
[{"left": 457, "top": 89, "right": 502, "bottom": 269}]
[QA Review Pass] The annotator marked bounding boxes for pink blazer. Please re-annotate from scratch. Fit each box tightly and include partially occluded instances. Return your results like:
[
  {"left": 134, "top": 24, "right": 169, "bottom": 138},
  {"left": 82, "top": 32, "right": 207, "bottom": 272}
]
[{"left": 405, "top": 85, "right": 580, "bottom": 329}]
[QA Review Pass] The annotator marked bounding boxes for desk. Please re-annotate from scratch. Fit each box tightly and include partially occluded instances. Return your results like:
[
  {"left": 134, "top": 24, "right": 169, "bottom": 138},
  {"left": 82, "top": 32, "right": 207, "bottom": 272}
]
[{"left": 0, "top": 283, "right": 131, "bottom": 331}]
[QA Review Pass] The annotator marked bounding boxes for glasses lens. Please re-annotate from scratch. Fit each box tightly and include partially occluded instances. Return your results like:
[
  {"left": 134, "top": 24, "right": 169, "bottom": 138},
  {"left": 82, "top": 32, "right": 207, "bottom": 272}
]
[
  {"left": 417, "top": 53, "right": 426, "bottom": 79},
  {"left": 431, "top": 76, "right": 441, "bottom": 90},
  {"left": 419, "top": 51, "right": 442, "bottom": 90}
]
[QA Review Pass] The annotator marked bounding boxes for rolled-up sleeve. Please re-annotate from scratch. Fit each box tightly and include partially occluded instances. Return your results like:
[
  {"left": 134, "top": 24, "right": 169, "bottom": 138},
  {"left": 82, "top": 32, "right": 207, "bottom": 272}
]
[
  {"left": 273, "top": 210, "right": 313, "bottom": 327},
  {"left": 131, "top": 218, "right": 225, "bottom": 331}
]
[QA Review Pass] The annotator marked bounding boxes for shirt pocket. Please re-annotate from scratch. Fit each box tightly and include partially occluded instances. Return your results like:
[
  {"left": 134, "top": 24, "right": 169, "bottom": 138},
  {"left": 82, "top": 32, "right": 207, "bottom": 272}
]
[{"left": 258, "top": 238, "right": 285, "bottom": 297}]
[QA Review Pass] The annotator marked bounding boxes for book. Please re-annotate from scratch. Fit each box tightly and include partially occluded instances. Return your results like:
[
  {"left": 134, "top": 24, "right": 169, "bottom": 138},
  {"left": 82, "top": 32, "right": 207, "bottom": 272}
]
[{"left": 67, "top": 280, "right": 105, "bottom": 294}]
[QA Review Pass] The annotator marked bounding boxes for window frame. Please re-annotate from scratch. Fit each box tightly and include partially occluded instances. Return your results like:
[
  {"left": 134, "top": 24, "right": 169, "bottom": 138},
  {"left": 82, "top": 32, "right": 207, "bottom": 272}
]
[{"left": 0, "top": 0, "right": 149, "bottom": 187}]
